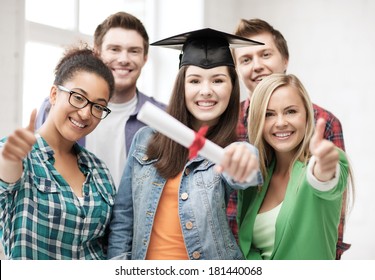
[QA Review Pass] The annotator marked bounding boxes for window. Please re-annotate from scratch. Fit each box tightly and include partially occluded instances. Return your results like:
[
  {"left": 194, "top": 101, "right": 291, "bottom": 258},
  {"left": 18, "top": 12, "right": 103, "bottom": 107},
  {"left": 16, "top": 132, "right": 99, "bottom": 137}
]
[{"left": 23, "top": 0, "right": 146, "bottom": 125}]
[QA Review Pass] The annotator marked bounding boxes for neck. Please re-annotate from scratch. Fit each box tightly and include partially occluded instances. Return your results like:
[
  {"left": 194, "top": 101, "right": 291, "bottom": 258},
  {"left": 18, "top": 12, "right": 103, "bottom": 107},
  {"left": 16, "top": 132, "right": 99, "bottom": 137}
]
[
  {"left": 274, "top": 152, "right": 294, "bottom": 176},
  {"left": 38, "top": 123, "right": 75, "bottom": 155},
  {"left": 110, "top": 86, "right": 137, "bottom": 104}
]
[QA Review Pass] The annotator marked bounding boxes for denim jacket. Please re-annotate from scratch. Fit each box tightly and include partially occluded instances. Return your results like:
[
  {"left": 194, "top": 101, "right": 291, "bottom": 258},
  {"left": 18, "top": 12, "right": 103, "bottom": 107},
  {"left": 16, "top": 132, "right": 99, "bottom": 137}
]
[{"left": 108, "top": 126, "right": 262, "bottom": 260}]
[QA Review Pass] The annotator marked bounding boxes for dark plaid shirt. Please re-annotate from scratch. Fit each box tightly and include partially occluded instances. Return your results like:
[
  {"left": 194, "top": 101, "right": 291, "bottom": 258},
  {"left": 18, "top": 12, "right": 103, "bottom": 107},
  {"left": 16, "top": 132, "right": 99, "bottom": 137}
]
[{"left": 227, "top": 98, "right": 350, "bottom": 260}]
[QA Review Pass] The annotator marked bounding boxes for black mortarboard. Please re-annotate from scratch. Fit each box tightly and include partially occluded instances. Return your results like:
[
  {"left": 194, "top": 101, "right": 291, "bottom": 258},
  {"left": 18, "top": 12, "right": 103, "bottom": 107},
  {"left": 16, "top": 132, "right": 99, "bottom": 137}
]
[{"left": 151, "top": 28, "right": 263, "bottom": 69}]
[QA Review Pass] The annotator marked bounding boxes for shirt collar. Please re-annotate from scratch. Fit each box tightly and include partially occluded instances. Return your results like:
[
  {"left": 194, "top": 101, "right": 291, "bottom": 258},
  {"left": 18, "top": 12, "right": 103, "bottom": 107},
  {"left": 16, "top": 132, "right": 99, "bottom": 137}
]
[{"left": 33, "top": 134, "right": 89, "bottom": 172}]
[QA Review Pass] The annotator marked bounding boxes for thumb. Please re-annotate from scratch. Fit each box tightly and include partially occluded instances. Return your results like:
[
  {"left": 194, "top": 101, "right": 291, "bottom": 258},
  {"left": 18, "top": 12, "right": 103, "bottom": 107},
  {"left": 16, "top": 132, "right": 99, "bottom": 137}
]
[
  {"left": 27, "top": 109, "right": 37, "bottom": 132},
  {"left": 310, "top": 118, "right": 326, "bottom": 152}
]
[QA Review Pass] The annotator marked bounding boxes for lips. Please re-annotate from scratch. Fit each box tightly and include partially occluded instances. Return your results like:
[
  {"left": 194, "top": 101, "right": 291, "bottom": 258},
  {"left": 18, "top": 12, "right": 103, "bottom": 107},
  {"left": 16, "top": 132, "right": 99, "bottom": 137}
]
[
  {"left": 112, "top": 68, "right": 131, "bottom": 76},
  {"left": 69, "top": 117, "right": 87, "bottom": 129},
  {"left": 252, "top": 74, "right": 269, "bottom": 83},
  {"left": 273, "top": 131, "right": 293, "bottom": 139},
  {"left": 196, "top": 101, "right": 217, "bottom": 107}
]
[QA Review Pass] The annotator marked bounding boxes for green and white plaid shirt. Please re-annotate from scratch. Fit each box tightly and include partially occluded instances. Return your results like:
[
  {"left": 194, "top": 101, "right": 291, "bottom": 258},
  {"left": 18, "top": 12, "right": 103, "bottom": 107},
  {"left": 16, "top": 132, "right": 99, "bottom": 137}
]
[{"left": 0, "top": 134, "right": 116, "bottom": 259}]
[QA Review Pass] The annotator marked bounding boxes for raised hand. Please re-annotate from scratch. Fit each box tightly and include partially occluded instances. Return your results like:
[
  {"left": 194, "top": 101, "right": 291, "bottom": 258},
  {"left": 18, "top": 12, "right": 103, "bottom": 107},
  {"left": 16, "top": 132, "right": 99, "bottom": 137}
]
[
  {"left": 216, "top": 143, "right": 259, "bottom": 183},
  {"left": 309, "top": 118, "right": 339, "bottom": 182},
  {"left": 1, "top": 109, "right": 37, "bottom": 162}
]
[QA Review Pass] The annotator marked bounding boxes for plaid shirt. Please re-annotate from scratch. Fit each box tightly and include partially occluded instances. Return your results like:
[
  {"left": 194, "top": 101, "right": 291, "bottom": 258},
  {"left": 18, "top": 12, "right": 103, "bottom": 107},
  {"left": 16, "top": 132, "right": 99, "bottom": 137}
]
[
  {"left": 227, "top": 98, "right": 350, "bottom": 259},
  {"left": 0, "top": 135, "right": 116, "bottom": 259}
]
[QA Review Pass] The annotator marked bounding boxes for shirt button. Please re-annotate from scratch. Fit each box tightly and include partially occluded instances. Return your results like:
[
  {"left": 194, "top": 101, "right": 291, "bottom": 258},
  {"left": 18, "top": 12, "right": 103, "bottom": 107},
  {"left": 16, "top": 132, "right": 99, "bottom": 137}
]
[
  {"left": 184, "top": 168, "right": 190, "bottom": 175},
  {"left": 181, "top": 193, "right": 189, "bottom": 200},
  {"left": 142, "top": 155, "right": 148, "bottom": 161},
  {"left": 185, "top": 221, "right": 193, "bottom": 230},
  {"left": 192, "top": 251, "right": 201, "bottom": 259}
]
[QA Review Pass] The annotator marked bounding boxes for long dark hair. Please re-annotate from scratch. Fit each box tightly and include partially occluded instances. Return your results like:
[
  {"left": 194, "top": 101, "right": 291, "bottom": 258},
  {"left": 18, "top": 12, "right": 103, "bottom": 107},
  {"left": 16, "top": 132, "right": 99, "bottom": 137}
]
[{"left": 146, "top": 65, "right": 240, "bottom": 178}]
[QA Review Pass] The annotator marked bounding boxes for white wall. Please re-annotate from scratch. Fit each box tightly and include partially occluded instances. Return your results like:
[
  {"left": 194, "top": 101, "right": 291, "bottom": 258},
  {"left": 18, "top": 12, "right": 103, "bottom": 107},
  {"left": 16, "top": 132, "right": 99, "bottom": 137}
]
[
  {"left": 0, "top": 0, "right": 24, "bottom": 136},
  {"left": 144, "top": 0, "right": 205, "bottom": 104}
]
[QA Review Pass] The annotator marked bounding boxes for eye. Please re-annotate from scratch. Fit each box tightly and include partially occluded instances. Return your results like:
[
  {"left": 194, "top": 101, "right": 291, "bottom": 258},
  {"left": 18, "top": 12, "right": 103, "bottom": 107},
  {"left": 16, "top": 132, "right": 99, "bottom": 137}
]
[
  {"left": 110, "top": 47, "right": 119, "bottom": 52},
  {"left": 265, "top": 111, "right": 274, "bottom": 118},
  {"left": 92, "top": 104, "right": 106, "bottom": 112},
  {"left": 286, "top": 109, "right": 297, "bottom": 115},
  {"left": 262, "top": 52, "right": 271, "bottom": 58},
  {"left": 241, "top": 57, "right": 251, "bottom": 64},
  {"left": 130, "top": 48, "right": 142, "bottom": 54},
  {"left": 213, "top": 79, "right": 223, "bottom": 84},
  {"left": 187, "top": 79, "right": 199, "bottom": 84},
  {"left": 71, "top": 93, "right": 86, "bottom": 103}
]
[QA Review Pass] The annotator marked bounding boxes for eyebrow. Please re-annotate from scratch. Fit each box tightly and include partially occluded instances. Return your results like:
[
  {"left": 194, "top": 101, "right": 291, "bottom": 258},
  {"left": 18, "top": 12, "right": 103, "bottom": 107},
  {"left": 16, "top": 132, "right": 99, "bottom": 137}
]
[
  {"left": 71, "top": 88, "right": 108, "bottom": 104},
  {"left": 284, "top": 105, "right": 299, "bottom": 110},
  {"left": 267, "top": 105, "right": 299, "bottom": 111},
  {"left": 106, "top": 44, "right": 143, "bottom": 51},
  {"left": 186, "top": 73, "right": 228, "bottom": 78},
  {"left": 105, "top": 44, "right": 121, "bottom": 49},
  {"left": 240, "top": 47, "right": 274, "bottom": 57}
]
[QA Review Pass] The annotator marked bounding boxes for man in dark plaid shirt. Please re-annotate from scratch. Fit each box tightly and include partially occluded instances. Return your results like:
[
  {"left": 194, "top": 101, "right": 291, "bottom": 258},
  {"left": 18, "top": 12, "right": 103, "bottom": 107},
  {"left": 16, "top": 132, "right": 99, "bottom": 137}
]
[{"left": 227, "top": 18, "right": 349, "bottom": 259}]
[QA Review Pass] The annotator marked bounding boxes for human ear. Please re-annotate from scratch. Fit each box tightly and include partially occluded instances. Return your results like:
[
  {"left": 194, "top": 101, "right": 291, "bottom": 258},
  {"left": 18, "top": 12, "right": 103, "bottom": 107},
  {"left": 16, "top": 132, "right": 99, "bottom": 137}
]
[{"left": 49, "top": 85, "right": 58, "bottom": 106}]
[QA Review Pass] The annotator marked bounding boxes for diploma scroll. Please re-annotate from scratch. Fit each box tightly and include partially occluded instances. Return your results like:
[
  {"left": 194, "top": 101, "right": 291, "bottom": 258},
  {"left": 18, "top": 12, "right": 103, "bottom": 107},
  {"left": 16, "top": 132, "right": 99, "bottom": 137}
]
[
  {"left": 137, "top": 101, "right": 224, "bottom": 164},
  {"left": 137, "top": 101, "right": 257, "bottom": 183}
]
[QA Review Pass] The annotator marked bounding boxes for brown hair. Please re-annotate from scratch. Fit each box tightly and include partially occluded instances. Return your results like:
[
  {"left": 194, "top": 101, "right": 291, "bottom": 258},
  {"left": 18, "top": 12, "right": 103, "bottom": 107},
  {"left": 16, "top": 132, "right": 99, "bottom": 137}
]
[
  {"left": 146, "top": 65, "right": 240, "bottom": 178},
  {"left": 94, "top": 11, "right": 149, "bottom": 55},
  {"left": 234, "top": 18, "right": 289, "bottom": 61}
]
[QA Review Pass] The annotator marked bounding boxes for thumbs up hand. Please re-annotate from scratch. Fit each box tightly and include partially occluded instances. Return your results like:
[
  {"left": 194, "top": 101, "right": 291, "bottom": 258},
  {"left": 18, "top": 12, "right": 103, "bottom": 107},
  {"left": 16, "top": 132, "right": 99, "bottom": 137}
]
[
  {"left": 309, "top": 118, "right": 339, "bottom": 182},
  {"left": 1, "top": 109, "right": 37, "bottom": 163}
]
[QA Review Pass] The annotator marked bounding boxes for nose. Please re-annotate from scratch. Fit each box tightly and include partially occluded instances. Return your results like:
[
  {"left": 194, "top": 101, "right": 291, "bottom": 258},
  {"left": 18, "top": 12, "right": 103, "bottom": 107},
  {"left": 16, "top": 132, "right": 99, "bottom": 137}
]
[
  {"left": 117, "top": 50, "right": 130, "bottom": 64},
  {"left": 77, "top": 105, "right": 92, "bottom": 120},
  {"left": 199, "top": 81, "right": 213, "bottom": 96},
  {"left": 275, "top": 114, "right": 287, "bottom": 127},
  {"left": 252, "top": 56, "right": 264, "bottom": 72}
]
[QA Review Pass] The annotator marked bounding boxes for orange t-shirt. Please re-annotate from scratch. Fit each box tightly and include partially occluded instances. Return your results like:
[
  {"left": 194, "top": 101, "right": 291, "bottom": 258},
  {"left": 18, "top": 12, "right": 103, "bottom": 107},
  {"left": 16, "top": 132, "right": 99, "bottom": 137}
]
[{"left": 145, "top": 172, "right": 189, "bottom": 260}]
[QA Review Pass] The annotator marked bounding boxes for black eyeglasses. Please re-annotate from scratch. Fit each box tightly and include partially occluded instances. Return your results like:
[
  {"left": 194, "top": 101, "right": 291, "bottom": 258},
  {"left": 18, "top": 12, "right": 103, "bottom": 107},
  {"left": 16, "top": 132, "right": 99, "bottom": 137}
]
[{"left": 57, "top": 85, "right": 111, "bottom": 119}]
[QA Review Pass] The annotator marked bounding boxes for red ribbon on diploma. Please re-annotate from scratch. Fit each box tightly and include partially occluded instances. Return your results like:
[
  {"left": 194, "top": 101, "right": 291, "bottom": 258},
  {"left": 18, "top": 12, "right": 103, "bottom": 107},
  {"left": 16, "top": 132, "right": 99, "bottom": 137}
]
[{"left": 188, "top": 125, "right": 209, "bottom": 160}]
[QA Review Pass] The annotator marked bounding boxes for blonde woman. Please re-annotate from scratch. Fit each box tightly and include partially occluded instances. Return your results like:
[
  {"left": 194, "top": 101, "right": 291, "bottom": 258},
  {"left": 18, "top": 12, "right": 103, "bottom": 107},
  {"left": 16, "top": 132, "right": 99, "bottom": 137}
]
[{"left": 237, "top": 73, "right": 353, "bottom": 260}]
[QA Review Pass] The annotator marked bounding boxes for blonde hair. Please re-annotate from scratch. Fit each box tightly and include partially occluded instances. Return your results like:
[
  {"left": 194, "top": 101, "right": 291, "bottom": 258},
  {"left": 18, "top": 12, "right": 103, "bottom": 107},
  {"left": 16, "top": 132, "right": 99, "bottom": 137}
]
[
  {"left": 248, "top": 73, "right": 355, "bottom": 213},
  {"left": 248, "top": 73, "right": 315, "bottom": 181}
]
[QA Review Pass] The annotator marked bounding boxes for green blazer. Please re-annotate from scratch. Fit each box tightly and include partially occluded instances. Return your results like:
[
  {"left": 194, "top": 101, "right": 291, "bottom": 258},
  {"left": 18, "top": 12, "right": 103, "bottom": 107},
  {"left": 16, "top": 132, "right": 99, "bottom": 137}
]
[{"left": 237, "top": 149, "right": 349, "bottom": 260}]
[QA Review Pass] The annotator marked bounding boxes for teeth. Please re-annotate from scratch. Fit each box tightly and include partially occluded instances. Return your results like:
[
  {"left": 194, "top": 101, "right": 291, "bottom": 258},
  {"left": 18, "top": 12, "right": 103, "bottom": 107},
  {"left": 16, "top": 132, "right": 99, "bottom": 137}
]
[
  {"left": 275, "top": 132, "right": 291, "bottom": 137},
  {"left": 70, "top": 118, "right": 85, "bottom": 128},
  {"left": 197, "top": 101, "right": 215, "bottom": 107},
  {"left": 115, "top": 69, "right": 130, "bottom": 75}
]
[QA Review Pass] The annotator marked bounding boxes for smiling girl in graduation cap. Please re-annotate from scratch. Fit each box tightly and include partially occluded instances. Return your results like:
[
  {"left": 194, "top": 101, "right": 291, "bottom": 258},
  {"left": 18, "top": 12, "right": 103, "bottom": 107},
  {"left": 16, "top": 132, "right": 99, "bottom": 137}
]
[{"left": 107, "top": 28, "right": 264, "bottom": 260}]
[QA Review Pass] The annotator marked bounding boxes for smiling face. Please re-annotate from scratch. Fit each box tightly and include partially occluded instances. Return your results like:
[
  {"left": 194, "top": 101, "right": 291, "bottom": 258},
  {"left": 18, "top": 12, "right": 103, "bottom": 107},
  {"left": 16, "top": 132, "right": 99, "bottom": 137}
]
[
  {"left": 49, "top": 71, "right": 110, "bottom": 142},
  {"left": 184, "top": 65, "right": 233, "bottom": 130},
  {"left": 263, "top": 85, "right": 307, "bottom": 158},
  {"left": 234, "top": 32, "right": 288, "bottom": 95},
  {"left": 99, "top": 27, "right": 147, "bottom": 100}
]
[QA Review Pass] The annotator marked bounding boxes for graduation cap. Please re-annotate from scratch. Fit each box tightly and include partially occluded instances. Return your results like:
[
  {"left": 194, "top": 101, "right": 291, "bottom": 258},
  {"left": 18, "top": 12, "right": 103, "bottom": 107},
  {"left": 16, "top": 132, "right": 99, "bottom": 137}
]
[{"left": 151, "top": 28, "right": 263, "bottom": 69}]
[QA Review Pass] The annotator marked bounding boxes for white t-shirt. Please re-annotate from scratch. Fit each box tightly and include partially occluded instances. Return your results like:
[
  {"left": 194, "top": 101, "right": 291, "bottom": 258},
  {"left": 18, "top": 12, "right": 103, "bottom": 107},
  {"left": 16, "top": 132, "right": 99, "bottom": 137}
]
[
  {"left": 253, "top": 202, "right": 282, "bottom": 259},
  {"left": 85, "top": 95, "right": 137, "bottom": 189}
]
